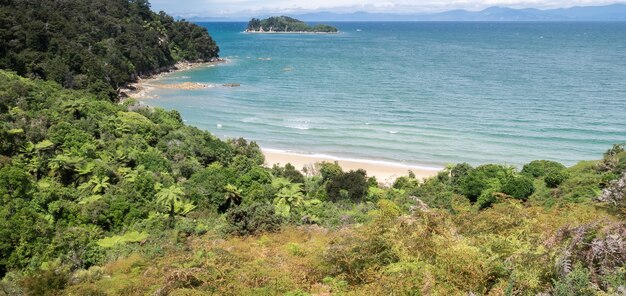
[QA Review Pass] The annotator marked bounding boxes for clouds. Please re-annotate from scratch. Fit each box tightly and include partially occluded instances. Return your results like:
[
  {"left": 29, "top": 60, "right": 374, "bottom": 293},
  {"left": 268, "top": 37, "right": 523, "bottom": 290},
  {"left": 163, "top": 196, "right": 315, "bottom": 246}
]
[{"left": 150, "top": 0, "right": 620, "bottom": 17}]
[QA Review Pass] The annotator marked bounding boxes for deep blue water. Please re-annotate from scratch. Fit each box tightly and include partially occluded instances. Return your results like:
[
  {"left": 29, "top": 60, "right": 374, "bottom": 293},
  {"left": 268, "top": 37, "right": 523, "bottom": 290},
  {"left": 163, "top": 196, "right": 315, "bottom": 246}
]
[{"left": 143, "top": 22, "right": 626, "bottom": 168}]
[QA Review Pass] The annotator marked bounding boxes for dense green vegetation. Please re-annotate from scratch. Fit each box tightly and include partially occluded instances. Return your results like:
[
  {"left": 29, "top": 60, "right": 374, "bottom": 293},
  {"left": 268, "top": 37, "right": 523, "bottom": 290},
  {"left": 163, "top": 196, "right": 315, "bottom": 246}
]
[
  {"left": 1, "top": 68, "right": 625, "bottom": 294},
  {"left": 2, "top": 1, "right": 626, "bottom": 294},
  {"left": 0, "top": 0, "right": 219, "bottom": 99},
  {"left": 246, "top": 16, "right": 338, "bottom": 33}
]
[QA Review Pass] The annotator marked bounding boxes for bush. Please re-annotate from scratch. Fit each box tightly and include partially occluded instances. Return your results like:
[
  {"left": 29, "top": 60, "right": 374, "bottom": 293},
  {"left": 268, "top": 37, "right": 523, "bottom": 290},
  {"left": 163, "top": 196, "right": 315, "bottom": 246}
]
[
  {"left": 501, "top": 175, "right": 535, "bottom": 200},
  {"left": 20, "top": 269, "right": 69, "bottom": 296},
  {"left": 319, "top": 161, "right": 343, "bottom": 182},
  {"left": 458, "top": 164, "right": 511, "bottom": 202},
  {"left": 324, "top": 233, "right": 399, "bottom": 284},
  {"left": 551, "top": 264, "right": 597, "bottom": 296},
  {"left": 271, "top": 163, "right": 305, "bottom": 184},
  {"left": 450, "top": 162, "right": 473, "bottom": 187},
  {"left": 522, "top": 160, "right": 566, "bottom": 178},
  {"left": 545, "top": 170, "right": 569, "bottom": 188},
  {"left": 392, "top": 176, "right": 418, "bottom": 191},
  {"left": 224, "top": 203, "right": 282, "bottom": 236},
  {"left": 326, "top": 169, "right": 368, "bottom": 202}
]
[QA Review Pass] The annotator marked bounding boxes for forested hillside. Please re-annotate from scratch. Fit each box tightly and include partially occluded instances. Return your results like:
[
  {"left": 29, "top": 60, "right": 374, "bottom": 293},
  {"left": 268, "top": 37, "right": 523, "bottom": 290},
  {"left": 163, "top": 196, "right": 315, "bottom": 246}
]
[
  {"left": 1, "top": 68, "right": 625, "bottom": 294},
  {"left": 0, "top": 0, "right": 219, "bottom": 99},
  {"left": 1, "top": 0, "right": 626, "bottom": 295}
]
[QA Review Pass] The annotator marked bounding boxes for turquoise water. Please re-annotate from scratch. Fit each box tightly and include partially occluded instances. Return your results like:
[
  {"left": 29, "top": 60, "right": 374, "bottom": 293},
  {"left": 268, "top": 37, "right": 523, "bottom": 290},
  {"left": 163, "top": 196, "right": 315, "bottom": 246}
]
[{"left": 144, "top": 22, "right": 626, "bottom": 168}]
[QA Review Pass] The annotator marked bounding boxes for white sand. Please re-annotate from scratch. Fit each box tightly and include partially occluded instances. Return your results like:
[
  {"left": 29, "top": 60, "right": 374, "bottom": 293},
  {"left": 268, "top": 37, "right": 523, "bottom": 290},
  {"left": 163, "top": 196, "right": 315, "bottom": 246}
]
[{"left": 263, "top": 149, "right": 441, "bottom": 185}]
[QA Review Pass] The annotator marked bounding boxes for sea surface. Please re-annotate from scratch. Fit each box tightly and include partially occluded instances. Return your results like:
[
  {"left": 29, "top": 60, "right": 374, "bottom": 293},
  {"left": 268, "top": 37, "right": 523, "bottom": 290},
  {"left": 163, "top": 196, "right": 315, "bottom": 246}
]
[{"left": 144, "top": 22, "right": 626, "bottom": 168}]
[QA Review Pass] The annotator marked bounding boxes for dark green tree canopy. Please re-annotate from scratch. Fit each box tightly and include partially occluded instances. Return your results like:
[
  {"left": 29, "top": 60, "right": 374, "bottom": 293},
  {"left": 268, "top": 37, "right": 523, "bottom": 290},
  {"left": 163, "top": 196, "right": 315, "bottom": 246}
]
[{"left": 0, "top": 0, "right": 219, "bottom": 99}]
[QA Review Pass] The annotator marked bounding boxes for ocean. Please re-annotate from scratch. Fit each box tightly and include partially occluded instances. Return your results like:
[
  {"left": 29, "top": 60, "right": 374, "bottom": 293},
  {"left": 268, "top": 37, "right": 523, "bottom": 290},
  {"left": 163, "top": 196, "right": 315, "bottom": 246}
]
[{"left": 143, "top": 22, "right": 626, "bottom": 168}]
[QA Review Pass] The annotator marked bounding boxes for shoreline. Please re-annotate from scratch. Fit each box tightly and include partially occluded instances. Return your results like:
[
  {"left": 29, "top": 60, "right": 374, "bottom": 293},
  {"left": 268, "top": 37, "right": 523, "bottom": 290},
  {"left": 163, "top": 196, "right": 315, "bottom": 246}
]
[
  {"left": 118, "top": 59, "right": 227, "bottom": 100},
  {"left": 263, "top": 149, "right": 441, "bottom": 184},
  {"left": 123, "top": 58, "right": 442, "bottom": 184}
]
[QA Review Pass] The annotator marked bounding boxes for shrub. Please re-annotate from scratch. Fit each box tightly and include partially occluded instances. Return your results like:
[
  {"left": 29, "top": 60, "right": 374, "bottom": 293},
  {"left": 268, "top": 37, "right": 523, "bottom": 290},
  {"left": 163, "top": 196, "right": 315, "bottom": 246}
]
[
  {"left": 501, "top": 175, "right": 535, "bottom": 200},
  {"left": 450, "top": 162, "right": 473, "bottom": 187},
  {"left": 324, "top": 233, "right": 399, "bottom": 284},
  {"left": 392, "top": 176, "right": 418, "bottom": 191},
  {"left": 545, "top": 170, "right": 569, "bottom": 188},
  {"left": 476, "top": 178, "right": 502, "bottom": 209},
  {"left": 326, "top": 169, "right": 368, "bottom": 202},
  {"left": 558, "top": 161, "right": 603, "bottom": 202},
  {"left": 522, "top": 160, "right": 566, "bottom": 178},
  {"left": 20, "top": 269, "right": 69, "bottom": 296},
  {"left": 459, "top": 164, "right": 511, "bottom": 202},
  {"left": 551, "top": 264, "right": 597, "bottom": 296},
  {"left": 318, "top": 161, "right": 343, "bottom": 182},
  {"left": 185, "top": 164, "right": 237, "bottom": 210},
  {"left": 271, "top": 163, "right": 305, "bottom": 184},
  {"left": 224, "top": 203, "right": 283, "bottom": 236},
  {"left": 409, "top": 177, "right": 456, "bottom": 211}
]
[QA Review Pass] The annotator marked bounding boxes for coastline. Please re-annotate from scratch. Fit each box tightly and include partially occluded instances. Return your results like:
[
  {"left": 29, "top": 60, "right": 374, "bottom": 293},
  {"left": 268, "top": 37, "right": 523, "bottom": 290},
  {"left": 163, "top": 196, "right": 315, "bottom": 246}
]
[
  {"left": 123, "top": 57, "right": 442, "bottom": 184},
  {"left": 119, "top": 59, "right": 443, "bottom": 185},
  {"left": 263, "top": 149, "right": 441, "bottom": 184},
  {"left": 118, "top": 59, "right": 227, "bottom": 100}
]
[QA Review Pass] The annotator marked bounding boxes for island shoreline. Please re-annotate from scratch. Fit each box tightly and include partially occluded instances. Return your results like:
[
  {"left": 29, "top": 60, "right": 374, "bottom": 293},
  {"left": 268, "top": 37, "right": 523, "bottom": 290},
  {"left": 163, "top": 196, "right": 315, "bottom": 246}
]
[{"left": 243, "top": 31, "right": 340, "bottom": 34}]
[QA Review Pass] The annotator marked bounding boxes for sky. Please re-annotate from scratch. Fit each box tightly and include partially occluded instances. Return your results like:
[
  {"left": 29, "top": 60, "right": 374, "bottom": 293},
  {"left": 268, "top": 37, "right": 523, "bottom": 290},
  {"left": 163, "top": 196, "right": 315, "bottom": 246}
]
[{"left": 149, "top": 0, "right": 622, "bottom": 18}]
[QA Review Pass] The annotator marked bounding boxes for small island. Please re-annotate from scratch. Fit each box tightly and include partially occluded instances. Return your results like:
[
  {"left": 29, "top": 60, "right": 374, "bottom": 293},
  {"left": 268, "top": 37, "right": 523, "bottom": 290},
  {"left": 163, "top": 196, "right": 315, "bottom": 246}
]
[{"left": 245, "top": 16, "right": 338, "bottom": 33}]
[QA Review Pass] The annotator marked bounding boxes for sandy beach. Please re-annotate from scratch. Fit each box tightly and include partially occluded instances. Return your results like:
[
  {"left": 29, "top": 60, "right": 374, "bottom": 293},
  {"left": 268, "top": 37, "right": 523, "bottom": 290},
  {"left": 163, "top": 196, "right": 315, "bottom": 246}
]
[
  {"left": 263, "top": 149, "right": 441, "bottom": 185},
  {"left": 119, "top": 59, "right": 227, "bottom": 100},
  {"left": 121, "top": 59, "right": 442, "bottom": 184}
]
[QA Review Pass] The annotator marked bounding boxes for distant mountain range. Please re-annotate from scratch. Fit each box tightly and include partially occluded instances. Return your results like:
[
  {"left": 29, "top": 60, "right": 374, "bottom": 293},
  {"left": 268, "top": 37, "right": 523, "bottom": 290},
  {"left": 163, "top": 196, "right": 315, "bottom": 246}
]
[{"left": 186, "top": 3, "right": 626, "bottom": 22}]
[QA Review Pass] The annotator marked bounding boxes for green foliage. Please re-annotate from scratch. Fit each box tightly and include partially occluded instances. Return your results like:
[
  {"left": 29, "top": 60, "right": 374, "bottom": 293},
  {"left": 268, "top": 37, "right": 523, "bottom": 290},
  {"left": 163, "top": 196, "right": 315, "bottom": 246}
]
[
  {"left": 318, "top": 161, "right": 343, "bottom": 182},
  {"left": 545, "top": 169, "right": 570, "bottom": 188},
  {"left": 475, "top": 178, "right": 503, "bottom": 209},
  {"left": 598, "top": 143, "right": 626, "bottom": 174},
  {"left": 156, "top": 184, "right": 187, "bottom": 225},
  {"left": 501, "top": 175, "right": 535, "bottom": 200},
  {"left": 458, "top": 164, "right": 512, "bottom": 202},
  {"left": 19, "top": 269, "right": 69, "bottom": 296},
  {"left": 186, "top": 163, "right": 237, "bottom": 210},
  {"left": 97, "top": 231, "right": 149, "bottom": 248},
  {"left": 450, "top": 162, "right": 473, "bottom": 187},
  {"left": 1, "top": 2, "right": 625, "bottom": 293},
  {"left": 0, "top": 0, "right": 219, "bottom": 99},
  {"left": 224, "top": 203, "right": 283, "bottom": 236},
  {"left": 408, "top": 176, "right": 458, "bottom": 211},
  {"left": 271, "top": 163, "right": 305, "bottom": 184},
  {"left": 552, "top": 264, "right": 597, "bottom": 296},
  {"left": 522, "top": 160, "right": 567, "bottom": 177},
  {"left": 274, "top": 183, "right": 305, "bottom": 219},
  {"left": 558, "top": 161, "right": 603, "bottom": 202},
  {"left": 220, "top": 183, "right": 243, "bottom": 213},
  {"left": 326, "top": 169, "right": 369, "bottom": 202}
]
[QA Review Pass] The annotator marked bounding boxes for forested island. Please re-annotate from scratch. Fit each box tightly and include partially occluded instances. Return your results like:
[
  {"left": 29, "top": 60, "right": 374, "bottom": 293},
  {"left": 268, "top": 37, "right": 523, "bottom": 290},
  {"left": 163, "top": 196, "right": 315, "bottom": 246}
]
[
  {"left": 246, "top": 16, "right": 338, "bottom": 33},
  {"left": 1, "top": 0, "right": 626, "bottom": 295}
]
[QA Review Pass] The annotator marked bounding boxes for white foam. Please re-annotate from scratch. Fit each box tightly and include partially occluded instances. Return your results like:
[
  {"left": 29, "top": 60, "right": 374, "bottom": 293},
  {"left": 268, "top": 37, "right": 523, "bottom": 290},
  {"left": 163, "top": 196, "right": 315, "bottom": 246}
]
[
  {"left": 284, "top": 119, "right": 311, "bottom": 130},
  {"left": 241, "top": 117, "right": 259, "bottom": 123},
  {"left": 388, "top": 131, "right": 398, "bottom": 134},
  {"left": 217, "top": 124, "right": 223, "bottom": 128}
]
